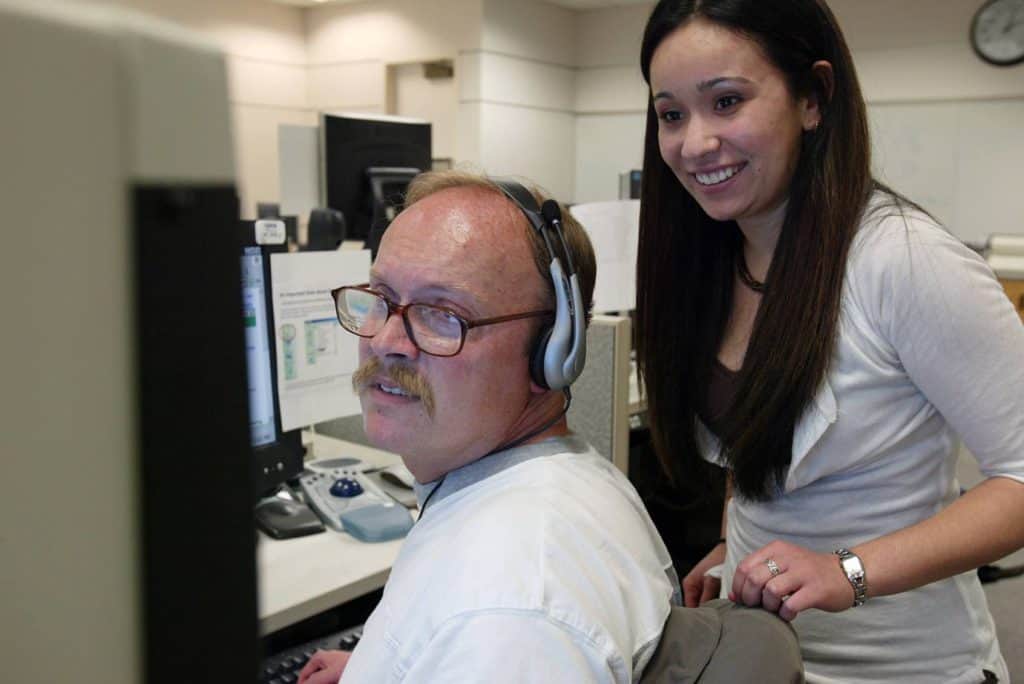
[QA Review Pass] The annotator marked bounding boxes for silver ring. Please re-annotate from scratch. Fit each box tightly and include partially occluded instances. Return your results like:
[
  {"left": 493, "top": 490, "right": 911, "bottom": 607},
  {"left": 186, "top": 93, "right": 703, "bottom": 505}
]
[
  {"left": 766, "top": 558, "right": 781, "bottom": 577},
  {"left": 781, "top": 594, "right": 792, "bottom": 602}
]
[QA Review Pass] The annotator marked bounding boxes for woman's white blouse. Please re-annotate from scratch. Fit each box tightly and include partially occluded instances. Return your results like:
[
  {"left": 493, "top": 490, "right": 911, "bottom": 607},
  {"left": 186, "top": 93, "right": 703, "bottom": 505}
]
[{"left": 702, "top": 196, "right": 1024, "bottom": 683}]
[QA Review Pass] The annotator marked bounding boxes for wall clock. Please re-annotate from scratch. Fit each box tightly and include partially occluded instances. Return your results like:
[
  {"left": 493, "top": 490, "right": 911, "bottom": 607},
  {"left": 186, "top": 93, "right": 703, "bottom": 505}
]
[{"left": 971, "top": 0, "right": 1024, "bottom": 66}]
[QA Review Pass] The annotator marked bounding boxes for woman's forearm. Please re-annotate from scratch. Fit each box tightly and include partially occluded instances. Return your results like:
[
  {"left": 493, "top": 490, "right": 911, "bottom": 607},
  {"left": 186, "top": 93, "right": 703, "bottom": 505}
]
[{"left": 854, "top": 476, "right": 1024, "bottom": 599}]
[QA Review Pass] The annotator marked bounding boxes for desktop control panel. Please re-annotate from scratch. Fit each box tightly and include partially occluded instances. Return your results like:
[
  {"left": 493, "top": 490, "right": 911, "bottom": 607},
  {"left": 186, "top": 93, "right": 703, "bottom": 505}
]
[{"left": 299, "top": 467, "right": 413, "bottom": 542}]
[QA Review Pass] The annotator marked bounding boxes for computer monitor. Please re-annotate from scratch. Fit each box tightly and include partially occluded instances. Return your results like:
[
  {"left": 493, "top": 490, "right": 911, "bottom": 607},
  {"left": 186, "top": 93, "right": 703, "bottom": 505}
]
[
  {"left": 364, "top": 165, "right": 421, "bottom": 255},
  {"left": 322, "top": 113, "right": 431, "bottom": 244},
  {"left": 239, "top": 224, "right": 304, "bottom": 498},
  {"left": 6, "top": 3, "right": 258, "bottom": 682}
]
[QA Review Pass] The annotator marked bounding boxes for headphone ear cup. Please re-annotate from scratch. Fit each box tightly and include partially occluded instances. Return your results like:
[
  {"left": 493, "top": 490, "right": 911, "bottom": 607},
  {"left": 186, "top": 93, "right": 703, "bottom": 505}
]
[{"left": 529, "top": 325, "right": 553, "bottom": 389}]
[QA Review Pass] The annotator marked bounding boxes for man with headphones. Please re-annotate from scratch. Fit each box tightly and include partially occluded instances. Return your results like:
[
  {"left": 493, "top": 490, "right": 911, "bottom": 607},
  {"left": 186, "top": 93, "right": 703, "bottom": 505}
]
[{"left": 298, "top": 170, "right": 678, "bottom": 683}]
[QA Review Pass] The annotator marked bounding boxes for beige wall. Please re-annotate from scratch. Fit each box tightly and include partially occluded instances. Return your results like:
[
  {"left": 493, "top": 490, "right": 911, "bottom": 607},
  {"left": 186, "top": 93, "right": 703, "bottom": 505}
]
[
  {"left": 571, "top": 0, "right": 1024, "bottom": 241},
  {"left": 573, "top": 2, "right": 650, "bottom": 203},
  {"left": 88, "top": 0, "right": 310, "bottom": 217},
  {"left": 389, "top": 62, "right": 457, "bottom": 162},
  {"left": 305, "top": 0, "right": 479, "bottom": 170},
  {"left": 93, "top": 0, "right": 1023, "bottom": 232},
  {"left": 305, "top": 0, "right": 480, "bottom": 119},
  {"left": 466, "top": 0, "right": 578, "bottom": 199}
]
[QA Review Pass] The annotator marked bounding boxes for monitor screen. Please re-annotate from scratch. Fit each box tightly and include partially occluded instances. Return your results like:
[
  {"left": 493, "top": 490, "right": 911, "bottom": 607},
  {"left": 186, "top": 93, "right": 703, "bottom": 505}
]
[
  {"left": 322, "top": 113, "right": 431, "bottom": 243},
  {"left": 241, "top": 246, "right": 278, "bottom": 448},
  {"left": 239, "top": 224, "right": 304, "bottom": 497}
]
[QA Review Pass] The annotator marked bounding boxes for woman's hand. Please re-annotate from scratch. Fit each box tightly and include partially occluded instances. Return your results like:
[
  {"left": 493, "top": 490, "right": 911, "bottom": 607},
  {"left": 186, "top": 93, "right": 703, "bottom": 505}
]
[
  {"left": 730, "top": 540, "right": 855, "bottom": 621},
  {"left": 297, "top": 649, "right": 352, "bottom": 684},
  {"left": 682, "top": 541, "right": 727, "bottom": 607}
]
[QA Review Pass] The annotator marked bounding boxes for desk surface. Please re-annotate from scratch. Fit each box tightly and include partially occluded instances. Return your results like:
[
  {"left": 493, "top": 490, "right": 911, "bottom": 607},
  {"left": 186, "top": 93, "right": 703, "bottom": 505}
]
[{"left": 257, "top": 433, "right": 409, "bottom": 636}]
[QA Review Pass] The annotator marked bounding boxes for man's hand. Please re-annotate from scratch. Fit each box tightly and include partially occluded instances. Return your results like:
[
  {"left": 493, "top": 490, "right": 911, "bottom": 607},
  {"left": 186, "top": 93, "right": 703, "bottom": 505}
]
[{"left": 296, "top": 649, "right": 352, "bottom": 684}]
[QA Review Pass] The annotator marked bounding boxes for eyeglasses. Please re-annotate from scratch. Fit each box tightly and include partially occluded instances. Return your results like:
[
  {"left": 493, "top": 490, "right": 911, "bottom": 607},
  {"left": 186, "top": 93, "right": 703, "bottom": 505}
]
[{"left": 331, "top": 285, "right": 553, "bottom": 357}]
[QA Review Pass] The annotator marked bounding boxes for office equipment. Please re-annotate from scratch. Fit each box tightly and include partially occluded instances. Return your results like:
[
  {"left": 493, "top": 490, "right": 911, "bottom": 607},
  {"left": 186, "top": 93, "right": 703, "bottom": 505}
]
[
  {"left": 257, "top": 435, "right": 408, "bottom": 636},
  {"left": 254, "top": 495, "right": 325, "bottom": 540},
  {"left": 322, "top": 113, "right": 431, "bottom": 244},
  {"left": 379, "top": 463, "right": 416, "bottom": 490},
  {"left": 496, "top": 179, "right": 587, "bottom": 390},
  {"left": 307, "top": 207, "right": 346, "bottom": 251},
  {"left": 299, "top": 466, "right": 414, "bottom": 542},
  {"left": 374, "top": 468, "right": 418, "bottom": 508},
  {"left": 261, "top": 623, "right": 364, "bottom": 683},
  {"left": 240, "top": 228, "right": 306, "bottom": 501},
  {"left": 364, "top": 165, "right": 422, "bottom": 254},
  {"left": 255, "top": 204, "right": 299, "bottom": 246},
  {"left": 254, "top": 218, "right": 288, "bottom": 246},
  {"left": 5, "top": 3, "right": 258, "bottom": 682}
]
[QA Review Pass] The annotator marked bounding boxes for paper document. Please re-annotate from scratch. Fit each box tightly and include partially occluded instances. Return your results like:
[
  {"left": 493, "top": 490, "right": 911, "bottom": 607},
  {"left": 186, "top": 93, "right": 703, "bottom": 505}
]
[
  {"left": 569, "top": 200, "right": 640, "bottom": 313},
  {"left": 270, "top": 250, "right": 371, "bottom": 431}
]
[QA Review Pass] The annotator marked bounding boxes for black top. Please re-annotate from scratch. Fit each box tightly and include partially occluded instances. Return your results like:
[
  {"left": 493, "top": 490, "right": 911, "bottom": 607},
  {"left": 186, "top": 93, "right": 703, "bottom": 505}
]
[{"left": 702, "top": 360, "right": 742, "bottom": 438}]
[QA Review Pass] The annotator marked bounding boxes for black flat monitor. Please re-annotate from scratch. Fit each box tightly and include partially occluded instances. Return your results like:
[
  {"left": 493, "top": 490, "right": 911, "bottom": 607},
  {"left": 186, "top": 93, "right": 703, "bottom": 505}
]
[
  {"left": 364, "top": 165, "right": 421, "bottom": 255},
  {"left": 322, "top": 113, "right": 431, "bottom": 244},
  {"left": 239, "top": 223, "right": 304, "bottom": 497}
]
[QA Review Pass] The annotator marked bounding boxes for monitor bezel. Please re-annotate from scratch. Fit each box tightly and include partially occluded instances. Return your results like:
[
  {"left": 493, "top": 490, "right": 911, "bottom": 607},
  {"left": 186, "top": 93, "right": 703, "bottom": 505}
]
[
  {"left": 239, "top": 222, "right": 304, "bottom": 499},
  {"left": 322, "top": 113, "right": 431, "bottom": 243}
]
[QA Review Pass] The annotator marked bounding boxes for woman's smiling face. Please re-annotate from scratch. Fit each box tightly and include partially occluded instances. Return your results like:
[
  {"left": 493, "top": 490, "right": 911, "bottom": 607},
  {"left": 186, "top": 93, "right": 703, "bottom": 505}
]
[{"left": 650, "top": 17, "right": 820, "bottom": 233}]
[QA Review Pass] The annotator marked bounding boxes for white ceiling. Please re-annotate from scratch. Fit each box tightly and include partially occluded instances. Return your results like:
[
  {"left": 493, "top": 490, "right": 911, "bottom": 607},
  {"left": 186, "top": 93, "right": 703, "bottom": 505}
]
[{"left": 270, "top": 0, "right": 652, "bottom": 9}]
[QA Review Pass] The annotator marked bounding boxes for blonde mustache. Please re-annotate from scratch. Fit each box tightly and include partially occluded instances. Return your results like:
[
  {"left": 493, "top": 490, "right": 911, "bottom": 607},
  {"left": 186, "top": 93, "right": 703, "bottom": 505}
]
[{"left": 352, "top": 356, "right": 436, "bottom": 418}]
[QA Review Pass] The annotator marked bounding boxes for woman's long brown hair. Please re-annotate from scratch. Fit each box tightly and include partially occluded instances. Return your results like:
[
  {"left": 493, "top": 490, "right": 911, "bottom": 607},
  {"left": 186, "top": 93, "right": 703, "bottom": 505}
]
[{"left": 636, "top": 0, "right": 873, "bottom": 500}]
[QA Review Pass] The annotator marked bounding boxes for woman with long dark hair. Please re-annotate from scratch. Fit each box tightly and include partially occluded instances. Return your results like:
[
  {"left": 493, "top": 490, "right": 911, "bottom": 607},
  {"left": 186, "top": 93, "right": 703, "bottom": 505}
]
[{"left": 636, "top": 0, "right": 1024, "bottom": 680}]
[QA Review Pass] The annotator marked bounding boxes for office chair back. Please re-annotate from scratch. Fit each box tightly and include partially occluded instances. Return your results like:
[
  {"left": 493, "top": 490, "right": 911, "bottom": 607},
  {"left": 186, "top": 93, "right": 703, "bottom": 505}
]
[{"left": 640, "top": 599, "right": 804, "bottom": 683}]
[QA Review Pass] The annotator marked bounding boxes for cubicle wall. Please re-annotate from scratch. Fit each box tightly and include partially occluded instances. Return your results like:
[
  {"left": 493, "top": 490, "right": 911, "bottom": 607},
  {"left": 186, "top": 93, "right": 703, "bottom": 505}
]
[{"left": 567, "top": 314, "right": 632, "bottom": 474}]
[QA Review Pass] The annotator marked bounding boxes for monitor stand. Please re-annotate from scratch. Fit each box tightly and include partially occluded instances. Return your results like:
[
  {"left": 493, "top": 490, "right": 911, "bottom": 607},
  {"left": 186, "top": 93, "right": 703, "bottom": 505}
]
[{"left": 255, "top": 490, "right": 325, "bottom": 539}]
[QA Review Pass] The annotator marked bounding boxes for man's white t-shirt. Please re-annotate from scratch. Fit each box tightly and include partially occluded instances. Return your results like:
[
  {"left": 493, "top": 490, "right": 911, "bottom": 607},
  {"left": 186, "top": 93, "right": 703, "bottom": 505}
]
[{"left": 340, "top": 435, "right": 678, "bottom": 683}]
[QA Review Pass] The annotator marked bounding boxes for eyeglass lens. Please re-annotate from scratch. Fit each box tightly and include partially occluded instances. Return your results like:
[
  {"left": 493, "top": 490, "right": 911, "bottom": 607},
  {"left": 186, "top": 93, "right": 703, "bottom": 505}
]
[{"left": 336, "top": 288, "right": 464, "bottom": 356}]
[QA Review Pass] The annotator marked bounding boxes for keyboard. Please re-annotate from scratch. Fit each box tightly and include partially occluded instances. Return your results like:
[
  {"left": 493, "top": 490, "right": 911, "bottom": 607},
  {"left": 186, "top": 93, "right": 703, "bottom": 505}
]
[{"left": 260, "top": 624, "right": 363, "bottom": 684}]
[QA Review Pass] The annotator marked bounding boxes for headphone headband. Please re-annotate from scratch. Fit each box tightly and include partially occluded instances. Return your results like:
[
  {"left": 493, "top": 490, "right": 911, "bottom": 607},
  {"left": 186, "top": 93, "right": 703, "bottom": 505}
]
[{"left": 493, "top": 179, "right": 586, "bottom": 390}]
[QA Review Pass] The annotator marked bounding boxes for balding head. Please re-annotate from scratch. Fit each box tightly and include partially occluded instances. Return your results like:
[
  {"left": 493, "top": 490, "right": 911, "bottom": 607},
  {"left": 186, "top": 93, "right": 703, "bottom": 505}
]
[{"left": 351, "top": 180, "right": 582, "bottom": 481}]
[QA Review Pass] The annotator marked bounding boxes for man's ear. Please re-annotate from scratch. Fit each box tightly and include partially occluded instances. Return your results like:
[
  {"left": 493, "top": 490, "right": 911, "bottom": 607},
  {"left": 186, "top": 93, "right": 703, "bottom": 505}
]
[{"left": 802, "top": 60, "right": 834, "bottom": 131}]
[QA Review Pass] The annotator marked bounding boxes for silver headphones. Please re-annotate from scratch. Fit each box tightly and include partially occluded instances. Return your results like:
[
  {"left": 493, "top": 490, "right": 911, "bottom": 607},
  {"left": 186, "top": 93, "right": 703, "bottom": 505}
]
[{"left": 494, "top": 179, "right": 586, "bottom": 390}]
